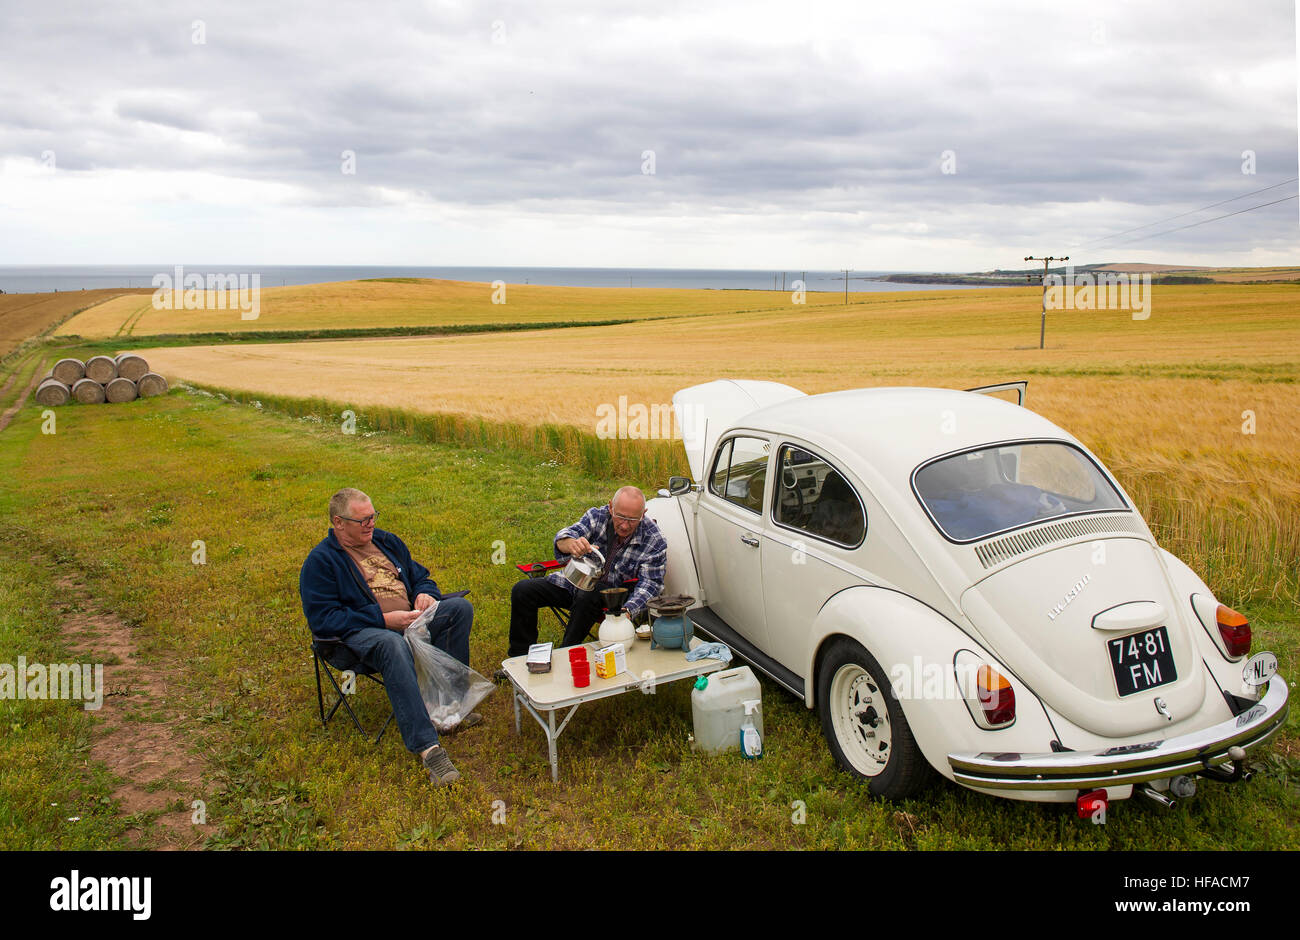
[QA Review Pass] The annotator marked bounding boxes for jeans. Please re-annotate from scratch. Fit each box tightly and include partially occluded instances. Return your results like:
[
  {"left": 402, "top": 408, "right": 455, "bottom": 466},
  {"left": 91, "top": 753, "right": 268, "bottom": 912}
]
[
  {"left": 508, "top": 578, "right": 605, "bottom": 656},
  {"left": 342, "top": 597, "right": 473, "bottom": 754}
]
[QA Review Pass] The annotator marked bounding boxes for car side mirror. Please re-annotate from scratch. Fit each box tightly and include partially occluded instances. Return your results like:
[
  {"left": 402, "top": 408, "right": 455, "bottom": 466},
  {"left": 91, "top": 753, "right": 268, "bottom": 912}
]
[{"left": 667, "top": 476, "right": 695, "bottom": 496}]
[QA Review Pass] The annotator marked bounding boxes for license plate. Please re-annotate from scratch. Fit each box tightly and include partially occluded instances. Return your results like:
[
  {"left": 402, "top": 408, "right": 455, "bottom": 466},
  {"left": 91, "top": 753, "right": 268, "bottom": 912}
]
[{"left": 1108, "top": 626, "right": 1176, "bottom": 697}]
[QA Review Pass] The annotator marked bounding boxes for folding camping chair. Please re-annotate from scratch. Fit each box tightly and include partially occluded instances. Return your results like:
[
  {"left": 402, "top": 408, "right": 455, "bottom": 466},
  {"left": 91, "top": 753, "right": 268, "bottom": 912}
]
[
  {"left": 516, "top": 560, "right": 641, "bottom": 641},
  {"left": 517, "top": 560, "right": 572, "bottom": 631},
  {"left": 310, "top": 633, "right": 395, "bottom": 744}
]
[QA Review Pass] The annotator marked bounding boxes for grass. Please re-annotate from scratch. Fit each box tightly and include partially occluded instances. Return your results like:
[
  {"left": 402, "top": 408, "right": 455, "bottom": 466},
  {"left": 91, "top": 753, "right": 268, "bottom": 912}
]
[{"left": 0, "top": 386, "right": 1295, "bottom": 850}]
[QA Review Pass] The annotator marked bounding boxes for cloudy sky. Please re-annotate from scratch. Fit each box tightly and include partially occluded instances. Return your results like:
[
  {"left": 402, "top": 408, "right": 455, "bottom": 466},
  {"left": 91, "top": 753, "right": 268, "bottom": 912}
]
[{"left": 1, "top": 0, "right": 1296, "bottom": 270}]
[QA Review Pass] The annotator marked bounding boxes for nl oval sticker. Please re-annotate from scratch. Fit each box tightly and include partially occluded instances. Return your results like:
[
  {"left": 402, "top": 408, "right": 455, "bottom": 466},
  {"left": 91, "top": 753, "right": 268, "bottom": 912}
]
[{"left": 1241, "top": 651, "right": 1278, "bottom": 688}]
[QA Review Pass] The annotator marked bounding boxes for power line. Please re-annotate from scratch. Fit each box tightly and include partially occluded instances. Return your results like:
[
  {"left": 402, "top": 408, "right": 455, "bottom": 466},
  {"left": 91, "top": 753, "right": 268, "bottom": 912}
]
[
  {"left": 1072, "top": 177, "right": 1299, "bottom": 248},
  {"left": 1107, "top": 194, "right": 1298, "bottom": 246}
]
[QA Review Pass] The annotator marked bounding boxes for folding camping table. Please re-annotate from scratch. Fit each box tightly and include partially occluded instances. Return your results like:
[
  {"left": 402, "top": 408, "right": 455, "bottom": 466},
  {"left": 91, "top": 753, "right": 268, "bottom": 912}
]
[{"left": 499, "top": 637, "right": 728, "bottom": 782}]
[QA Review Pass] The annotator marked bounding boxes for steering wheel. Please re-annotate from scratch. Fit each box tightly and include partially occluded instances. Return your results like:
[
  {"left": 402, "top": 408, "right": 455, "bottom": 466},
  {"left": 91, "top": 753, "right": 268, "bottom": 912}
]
[{"left": 779, "top": 468, "right": 805, "bottom": 521}]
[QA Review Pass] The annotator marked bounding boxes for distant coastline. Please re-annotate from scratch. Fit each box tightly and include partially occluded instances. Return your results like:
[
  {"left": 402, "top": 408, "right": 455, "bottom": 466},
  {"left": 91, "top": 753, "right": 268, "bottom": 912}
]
[{"left": 0, "top": 265, "right": 1009, "bottom": 295}]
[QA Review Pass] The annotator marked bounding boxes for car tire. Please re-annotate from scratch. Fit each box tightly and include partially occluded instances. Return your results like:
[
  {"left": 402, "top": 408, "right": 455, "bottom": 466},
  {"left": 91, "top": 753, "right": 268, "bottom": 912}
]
[{"left": 817, "top": 637, "right": 930, "bottom": 799}]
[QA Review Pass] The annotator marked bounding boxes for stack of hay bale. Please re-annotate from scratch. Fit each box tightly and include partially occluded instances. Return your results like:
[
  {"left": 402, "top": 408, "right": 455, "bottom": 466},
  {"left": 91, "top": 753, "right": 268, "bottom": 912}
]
[{"left": 35, "top": 354, "right": 169, "bottom": 407}]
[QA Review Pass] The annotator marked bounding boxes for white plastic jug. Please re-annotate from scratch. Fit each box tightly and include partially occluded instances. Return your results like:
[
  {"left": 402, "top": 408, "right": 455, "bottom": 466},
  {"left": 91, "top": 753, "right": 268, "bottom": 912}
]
[{"left": 691, "top": 665, "right": 763, "bottom": 754}]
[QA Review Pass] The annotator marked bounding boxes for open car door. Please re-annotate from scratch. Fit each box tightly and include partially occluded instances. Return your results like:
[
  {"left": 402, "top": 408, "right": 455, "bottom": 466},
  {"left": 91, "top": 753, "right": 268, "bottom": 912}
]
[{"left": 964, "top": 379, "right": 1028, "bottom": 406}]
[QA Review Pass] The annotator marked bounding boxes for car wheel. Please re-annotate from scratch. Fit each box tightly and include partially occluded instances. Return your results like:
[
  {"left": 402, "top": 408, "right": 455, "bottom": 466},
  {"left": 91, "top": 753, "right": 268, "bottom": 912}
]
[{"left": 817, "top": 637, "right": 929, "bottom": 799}]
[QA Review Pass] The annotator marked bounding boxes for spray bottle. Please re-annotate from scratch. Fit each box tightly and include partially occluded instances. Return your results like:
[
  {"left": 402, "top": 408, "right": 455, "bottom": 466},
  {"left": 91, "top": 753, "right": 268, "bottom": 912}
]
[{"left": 740, "top": 699, "right": 762, "bottom": 759}]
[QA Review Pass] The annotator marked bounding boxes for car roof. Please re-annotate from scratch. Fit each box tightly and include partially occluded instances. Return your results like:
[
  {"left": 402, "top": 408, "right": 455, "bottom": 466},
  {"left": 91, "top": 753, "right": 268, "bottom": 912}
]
[{"left": 729, "top": 387, "right": 1077, "bottom": 482}]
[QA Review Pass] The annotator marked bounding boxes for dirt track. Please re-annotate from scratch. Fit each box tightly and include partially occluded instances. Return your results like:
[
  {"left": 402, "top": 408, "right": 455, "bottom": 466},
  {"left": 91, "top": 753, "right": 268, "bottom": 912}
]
[
  {"left": 59, "top": 575, "right": 208, "bottom": 849},
  {"left": 0, "top": 360, "right": 43, "bottom": 435}
]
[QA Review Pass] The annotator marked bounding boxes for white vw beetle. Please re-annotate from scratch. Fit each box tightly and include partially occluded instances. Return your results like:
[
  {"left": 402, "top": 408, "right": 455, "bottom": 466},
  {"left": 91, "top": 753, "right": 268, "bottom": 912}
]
[{"left": 645, "top": 379, "right": 1289, "bottom": 808}]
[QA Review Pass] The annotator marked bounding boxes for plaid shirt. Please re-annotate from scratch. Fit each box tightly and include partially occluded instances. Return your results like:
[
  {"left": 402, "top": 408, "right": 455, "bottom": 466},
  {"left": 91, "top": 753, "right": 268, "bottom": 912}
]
[{"left": 547, "top": 505, "right": 667, "bottom": 616}]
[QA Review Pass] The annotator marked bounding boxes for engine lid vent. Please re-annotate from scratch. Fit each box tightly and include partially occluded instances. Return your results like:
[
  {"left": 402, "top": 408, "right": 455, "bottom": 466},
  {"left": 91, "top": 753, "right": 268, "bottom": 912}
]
[{"left": 974, "top": 514, "right": 1146, "bottom": 569}]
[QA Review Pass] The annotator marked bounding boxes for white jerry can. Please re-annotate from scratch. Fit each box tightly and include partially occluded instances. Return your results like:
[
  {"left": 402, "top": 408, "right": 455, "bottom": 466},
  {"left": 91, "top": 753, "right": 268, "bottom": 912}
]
[{"left": 691, "top": 665, "right": 763, "bottom": 754}]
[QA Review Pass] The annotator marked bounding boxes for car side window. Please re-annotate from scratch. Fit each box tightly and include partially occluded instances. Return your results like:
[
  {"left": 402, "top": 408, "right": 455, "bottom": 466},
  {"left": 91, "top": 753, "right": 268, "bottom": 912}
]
[
  {"left": 773, "top": 445, "right": 866, "bottom": 547},
  {"left": 709, "top": 436, "right": 770, "bottom": 514},
  {"left": 708, "top": 439, "right": 733, "bottom": 497}
]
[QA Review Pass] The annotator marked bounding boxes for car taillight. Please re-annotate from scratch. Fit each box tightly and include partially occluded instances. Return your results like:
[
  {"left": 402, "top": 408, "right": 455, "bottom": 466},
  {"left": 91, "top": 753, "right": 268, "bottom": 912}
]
[
  {"left": 977, "top": 665, "right": 1016, "bottom": 727},
  {"left": 1216, "top": 605, "right": 1251, "bottom": 658},
  {"left": 1077, "top": 789, "right": 1108, "bottom": 820}
]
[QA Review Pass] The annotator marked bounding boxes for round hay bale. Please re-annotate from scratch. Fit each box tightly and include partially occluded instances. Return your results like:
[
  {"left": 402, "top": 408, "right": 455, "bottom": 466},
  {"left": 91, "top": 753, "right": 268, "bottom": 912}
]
[
  {"left": 114, "top": 353, "right": 149, "bottom": 382},
  {"left": 72, "top": 378, "right": 106, "bottom": 404},
  {"left": 51, "top": 358, "right": 85, "bottom": 385},
  {"left": 137, "top": 372, "right": 169, "bottom": 398},
  {"left": 84, "top": 355, "right": 118, "bottom": 383},
  {"left": 105, "top": 377, "right": 138, "bottom": 403},
  {"left": 35, "top": 378, "right": 71, "bottom": 407}
]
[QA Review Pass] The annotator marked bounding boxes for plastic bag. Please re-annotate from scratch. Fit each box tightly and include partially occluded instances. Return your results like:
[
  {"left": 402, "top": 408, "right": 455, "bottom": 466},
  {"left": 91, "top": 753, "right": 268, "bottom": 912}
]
[{"left": 403, "top": 615, "right": 494, "bottom": 733}]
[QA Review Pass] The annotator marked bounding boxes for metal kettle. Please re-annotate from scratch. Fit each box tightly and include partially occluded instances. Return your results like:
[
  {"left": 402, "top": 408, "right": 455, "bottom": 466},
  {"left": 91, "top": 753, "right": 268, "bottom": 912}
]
[{"left": 562, "top": 546, "right": 605, "bottom": 592}]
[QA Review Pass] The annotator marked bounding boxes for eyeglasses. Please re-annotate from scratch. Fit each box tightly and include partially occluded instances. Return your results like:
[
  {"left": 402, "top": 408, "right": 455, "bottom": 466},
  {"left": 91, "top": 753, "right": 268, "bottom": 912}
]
[
  {"left": 339, "top": 511, "right": 379, "bottom": 526},
  {"left": 611, "top": 510, "right": 643, "bottom": 525}
]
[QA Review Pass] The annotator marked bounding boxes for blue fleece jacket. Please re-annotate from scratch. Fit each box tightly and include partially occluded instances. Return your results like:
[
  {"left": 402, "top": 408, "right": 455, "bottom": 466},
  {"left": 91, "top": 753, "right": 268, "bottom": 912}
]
[{"left": 299, "top": 528, "right": 441, "bottom": 640}]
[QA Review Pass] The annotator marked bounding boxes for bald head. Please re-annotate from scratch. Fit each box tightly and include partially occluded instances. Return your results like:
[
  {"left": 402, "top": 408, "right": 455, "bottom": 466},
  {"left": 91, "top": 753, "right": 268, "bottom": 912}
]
[
  {"left": 612, "top": 486, "right": 645, "bottom": 510},
  {"left": 609, "top": 486, "right": 646, "bottom": 538}
]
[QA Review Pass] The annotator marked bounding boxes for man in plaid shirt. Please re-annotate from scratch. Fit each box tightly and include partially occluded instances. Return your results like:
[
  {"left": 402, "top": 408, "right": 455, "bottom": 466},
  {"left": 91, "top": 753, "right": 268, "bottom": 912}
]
[{"left": 505, "top": 486, "right": 667, "bottom": 659}]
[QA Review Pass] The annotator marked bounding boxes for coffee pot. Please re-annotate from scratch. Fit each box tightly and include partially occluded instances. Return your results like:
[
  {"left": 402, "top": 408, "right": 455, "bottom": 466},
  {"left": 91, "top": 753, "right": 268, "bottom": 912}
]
[{"left": 597, "top": 586, "right": 636, "bottom": 649}]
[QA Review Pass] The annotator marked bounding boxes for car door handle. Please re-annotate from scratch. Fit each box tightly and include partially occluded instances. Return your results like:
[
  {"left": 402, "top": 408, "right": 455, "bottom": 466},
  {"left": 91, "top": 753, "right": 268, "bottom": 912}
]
[{"left": 739, "top": 534, "right": 760, "bottom": 547}]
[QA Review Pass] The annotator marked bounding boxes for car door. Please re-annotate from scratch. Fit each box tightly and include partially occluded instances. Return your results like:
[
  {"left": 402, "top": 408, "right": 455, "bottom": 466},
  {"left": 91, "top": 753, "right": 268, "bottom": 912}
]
[
  {"left": 761, "top": 443, "right": 869, "bottom": 673},
  {"left": 696, "top": 434, "right": 773, "bottom": 650}
]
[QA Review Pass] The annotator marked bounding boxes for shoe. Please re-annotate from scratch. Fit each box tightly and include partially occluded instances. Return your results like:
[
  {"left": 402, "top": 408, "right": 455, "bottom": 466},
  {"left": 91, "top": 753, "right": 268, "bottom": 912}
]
[
  {"left": 460, "top": 711, "right": 484, "bottom": 729},
  {"left": 444, "top": 711, "right": 483, "bottom": 734},
  {"left": 421, "top": 745, "right": 461, "bottom": 787},
  {"left": 492, "top": 668, "right": 510, "bottom": 682}
]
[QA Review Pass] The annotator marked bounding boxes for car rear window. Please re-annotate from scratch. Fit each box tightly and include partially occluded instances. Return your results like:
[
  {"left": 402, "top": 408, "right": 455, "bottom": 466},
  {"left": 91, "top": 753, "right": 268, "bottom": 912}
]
[{"left": 913, "top": 441, "right": 1129, "bottom": 542}]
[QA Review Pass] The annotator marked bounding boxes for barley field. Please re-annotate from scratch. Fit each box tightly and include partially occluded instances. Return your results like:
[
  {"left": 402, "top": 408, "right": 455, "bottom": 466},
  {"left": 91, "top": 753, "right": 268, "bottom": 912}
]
[
  {"left": 137, "top": 282, "right": 1298, "bottom": 428},
  {"left": 54, "top": 277, "right": 855, "bottom": 338},
  {"left": 0, "top": 288, "right": 152, "bottom": 358}
]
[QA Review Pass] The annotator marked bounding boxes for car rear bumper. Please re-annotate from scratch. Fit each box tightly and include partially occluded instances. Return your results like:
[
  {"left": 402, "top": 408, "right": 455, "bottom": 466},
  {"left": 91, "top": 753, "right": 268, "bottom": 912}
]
[{"left": 948, "top": 677, "right": 1289, "bottom": 791}]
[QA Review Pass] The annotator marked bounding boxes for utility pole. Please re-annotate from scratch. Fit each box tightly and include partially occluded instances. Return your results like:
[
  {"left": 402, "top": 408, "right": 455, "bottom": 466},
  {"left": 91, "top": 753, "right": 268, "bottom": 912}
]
[
  {"left": 832, "top": 269, "right": 872, "bottom": 302},
  {"left": 1024, "top": 255, "right": 1068, "bottom": 349}
]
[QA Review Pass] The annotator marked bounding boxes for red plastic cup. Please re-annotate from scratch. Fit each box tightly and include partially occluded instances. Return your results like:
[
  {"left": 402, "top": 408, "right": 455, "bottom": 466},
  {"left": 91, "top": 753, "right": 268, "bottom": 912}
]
[
  {"left": 571, "top": 661, "right": 590, "bottom": 688},
  {"left": 568, "top": 647, "right": 588, "bottom": 663}
]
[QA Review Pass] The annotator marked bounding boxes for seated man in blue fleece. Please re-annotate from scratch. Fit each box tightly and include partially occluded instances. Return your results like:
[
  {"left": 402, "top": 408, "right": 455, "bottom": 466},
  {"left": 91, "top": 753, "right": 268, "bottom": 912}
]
[
  {"left": 299, "top": 487, "right": 477, "bottom": 787},
  {"left": 503, "top": 486, "right": 667, "bottom": 670}
]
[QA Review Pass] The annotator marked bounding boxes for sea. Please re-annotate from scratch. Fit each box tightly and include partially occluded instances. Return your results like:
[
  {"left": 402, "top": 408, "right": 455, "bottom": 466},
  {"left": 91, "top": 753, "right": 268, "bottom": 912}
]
[{"left": 0, "top": 265, "right": 1003, "bottom": 294}]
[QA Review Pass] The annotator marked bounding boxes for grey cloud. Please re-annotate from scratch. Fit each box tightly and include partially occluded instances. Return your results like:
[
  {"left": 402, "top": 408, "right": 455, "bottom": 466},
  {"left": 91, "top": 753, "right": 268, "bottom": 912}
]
[{"left": 0, "top": 0, "right": 1294, "bottom": 259}]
